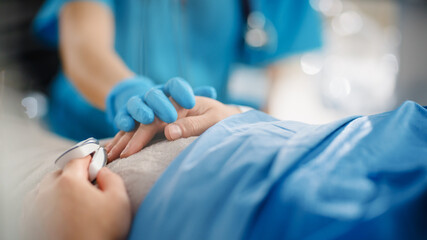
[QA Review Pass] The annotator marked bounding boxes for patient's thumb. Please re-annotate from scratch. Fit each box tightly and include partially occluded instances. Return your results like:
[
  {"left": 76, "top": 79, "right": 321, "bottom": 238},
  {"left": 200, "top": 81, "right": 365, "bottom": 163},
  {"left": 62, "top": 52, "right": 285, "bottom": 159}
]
[
  {"left": 165, "top": 115, "right": 214, "bottom": 140},
  {"left": 97, "top": 167, "right": 126, "bottom": 194}
]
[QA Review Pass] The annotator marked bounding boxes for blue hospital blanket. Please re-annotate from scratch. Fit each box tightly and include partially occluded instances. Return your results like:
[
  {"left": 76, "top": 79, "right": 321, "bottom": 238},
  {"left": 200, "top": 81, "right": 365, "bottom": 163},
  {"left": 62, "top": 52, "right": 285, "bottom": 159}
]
[{"left": 129, "top": 101, "right": 427, "bottom": 240}]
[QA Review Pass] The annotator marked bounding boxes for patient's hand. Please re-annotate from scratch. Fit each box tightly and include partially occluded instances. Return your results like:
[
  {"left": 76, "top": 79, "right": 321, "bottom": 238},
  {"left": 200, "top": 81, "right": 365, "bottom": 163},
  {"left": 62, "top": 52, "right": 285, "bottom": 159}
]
[
  {"left": 24, "top": 156, "right": 131, "bottom": 240},
  {"left": 106, "top": 97, "right": 240, "bottom": 161}
]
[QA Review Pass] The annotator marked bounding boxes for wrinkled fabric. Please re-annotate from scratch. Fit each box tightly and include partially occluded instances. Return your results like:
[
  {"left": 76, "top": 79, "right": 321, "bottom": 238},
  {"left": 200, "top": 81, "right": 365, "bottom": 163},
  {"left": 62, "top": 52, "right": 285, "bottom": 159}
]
[
  {"left": 34, "top": 0, "right": 322, "bottom": 140},
  {"left": 130, "top": 101, "right": 427, "bottom": 240}
]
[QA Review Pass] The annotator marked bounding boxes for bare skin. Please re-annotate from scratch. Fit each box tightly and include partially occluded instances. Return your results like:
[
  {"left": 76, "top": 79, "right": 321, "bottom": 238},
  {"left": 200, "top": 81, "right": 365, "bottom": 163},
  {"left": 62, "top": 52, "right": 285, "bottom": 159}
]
[
  {"left": 60, "top": 2, "right": 134, "bottom": 109},
  {"left": 24, "top": 156, "right": 131, "bottom": 240},
  {"left": 105, "top": 97, "right": 242, "bottom": 161}
]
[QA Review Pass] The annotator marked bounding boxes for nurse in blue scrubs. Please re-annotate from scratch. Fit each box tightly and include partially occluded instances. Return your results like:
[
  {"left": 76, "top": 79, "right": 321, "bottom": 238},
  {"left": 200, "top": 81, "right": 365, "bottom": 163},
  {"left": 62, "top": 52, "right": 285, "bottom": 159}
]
[{"left": 33, "top": 0, "right": 322, "bottom": 140}]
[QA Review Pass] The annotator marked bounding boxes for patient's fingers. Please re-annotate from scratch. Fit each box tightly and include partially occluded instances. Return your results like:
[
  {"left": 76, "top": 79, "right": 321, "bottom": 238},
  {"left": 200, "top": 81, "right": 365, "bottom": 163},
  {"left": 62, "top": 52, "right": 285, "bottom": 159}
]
[
  {"left": 108, "top": 98, "right": 190, "bottom": 160},
  {"left": 164, "top": 97, "right": 211, "bottom": 140},
  {"left": 105, "top": 131, "right": 125, "bottom": 153},
  {"left": 164, "top": 113, "right": 217, "bottom": 140},
  {"left": 120, "top": 118, "right": 165, "bottom": 158},
  {"left": 107, "top": 132, "right": 135, "bottom": 162}
]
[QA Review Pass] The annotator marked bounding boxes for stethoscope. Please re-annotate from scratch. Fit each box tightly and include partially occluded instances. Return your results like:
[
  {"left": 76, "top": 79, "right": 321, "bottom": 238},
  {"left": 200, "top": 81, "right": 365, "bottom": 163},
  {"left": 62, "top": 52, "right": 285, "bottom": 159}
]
[{"left": 55, "top": 138, "right": 107, "bottom": 182}]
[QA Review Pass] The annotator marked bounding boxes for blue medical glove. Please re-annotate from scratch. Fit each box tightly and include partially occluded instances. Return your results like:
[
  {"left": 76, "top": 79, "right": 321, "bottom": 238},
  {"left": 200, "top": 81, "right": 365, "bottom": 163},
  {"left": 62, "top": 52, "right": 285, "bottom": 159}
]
[
  {"left": 192, "top": 86, "right": 217, "bottom": 100},
  {"left": 106, "top": 76, "right": 216, "bottom": 132}
]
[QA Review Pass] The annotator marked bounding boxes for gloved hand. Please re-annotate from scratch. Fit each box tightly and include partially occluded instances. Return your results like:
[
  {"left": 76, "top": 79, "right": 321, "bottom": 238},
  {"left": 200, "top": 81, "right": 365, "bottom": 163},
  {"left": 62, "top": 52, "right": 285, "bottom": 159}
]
[{"left": 106, "top": 76, "right": 216, "bottom": 132}]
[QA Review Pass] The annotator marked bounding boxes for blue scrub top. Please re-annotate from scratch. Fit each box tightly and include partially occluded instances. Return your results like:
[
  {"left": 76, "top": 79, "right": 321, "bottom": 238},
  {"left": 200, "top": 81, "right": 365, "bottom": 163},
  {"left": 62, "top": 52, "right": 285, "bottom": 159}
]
[
  {"left": 129, "top": 101, "right": 427, "bottom": 240},
  {"left": 34, "top": 0, "right": 322, "bottom": 140}
]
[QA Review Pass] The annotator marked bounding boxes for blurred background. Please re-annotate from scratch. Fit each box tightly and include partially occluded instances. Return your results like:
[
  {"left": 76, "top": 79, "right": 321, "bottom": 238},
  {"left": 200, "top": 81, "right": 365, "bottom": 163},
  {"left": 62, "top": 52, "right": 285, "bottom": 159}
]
[
  {"left": 2, "top": 0, "right": 426, "bottom": 126},
  {"left": 261, "top": 0, "right": 427, "bottom": 124},
  {"left": 1, "top": 0, "right": 427, "bottom": 239}
]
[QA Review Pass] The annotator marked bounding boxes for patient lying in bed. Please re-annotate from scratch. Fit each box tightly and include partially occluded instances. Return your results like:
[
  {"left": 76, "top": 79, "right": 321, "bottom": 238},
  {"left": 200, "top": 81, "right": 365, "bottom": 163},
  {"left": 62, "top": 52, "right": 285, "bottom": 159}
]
[{"left": 24, "top": 97, "right": 427, "bottom": 240}]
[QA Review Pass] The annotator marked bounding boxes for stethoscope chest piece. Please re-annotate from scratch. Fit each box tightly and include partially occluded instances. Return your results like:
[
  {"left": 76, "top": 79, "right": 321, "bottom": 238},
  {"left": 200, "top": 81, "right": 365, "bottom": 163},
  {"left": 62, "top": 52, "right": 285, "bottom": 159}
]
[{"left": 55, "top": 137, "right": 107, "bottom": 182}]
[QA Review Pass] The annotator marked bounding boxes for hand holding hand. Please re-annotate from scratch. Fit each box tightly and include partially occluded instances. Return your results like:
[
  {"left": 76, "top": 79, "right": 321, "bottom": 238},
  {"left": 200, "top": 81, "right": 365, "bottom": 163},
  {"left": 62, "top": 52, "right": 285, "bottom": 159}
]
[
  {"left": 106, "top": 76, "right": 216, "bottom": 132},
  {"left": 106, "top": 97, "right": 241, "bottom": 161}
]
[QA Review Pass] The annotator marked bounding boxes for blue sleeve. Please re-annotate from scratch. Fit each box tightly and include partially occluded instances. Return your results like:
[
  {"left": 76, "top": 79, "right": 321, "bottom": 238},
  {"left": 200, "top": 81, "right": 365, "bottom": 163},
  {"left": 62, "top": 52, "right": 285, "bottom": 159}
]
[
  {"left": 32, "top": 0, "right": 114, "bottom": 46},
  {"left": 241, "top": 0, "right": 323, "bottom": 66},
  {"left": 128, "top": 101, "right": 427, "bottom": 240}
]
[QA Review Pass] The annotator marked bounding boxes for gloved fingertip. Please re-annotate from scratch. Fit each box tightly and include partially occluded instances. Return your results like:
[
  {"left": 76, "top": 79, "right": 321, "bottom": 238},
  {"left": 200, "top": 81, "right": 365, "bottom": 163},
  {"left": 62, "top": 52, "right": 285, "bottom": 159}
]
[
  {"left": 127, "top": 96, "right": 156, "bottom": 125},
  {"left": 182, "top": 97, "right": 196, "bottom": 109},
  {"left": 115, "top": 116, "right": 135, "bottom": 132},
  {"left": 145, "top": 88, "right": 178, "bottom": 123},
  {"left": 160, "top": 110, "right": 178, "bottom": 124},
  {"left": 140, "top": 111, "right": 155, "bottom": 125},
  {"left": 165, "top": 77, "right": 196, "bottom": 109},
  {"left": 174, "top": 93, "right": 195, "bottom": 109},
  {"left": 194, "top": 86, "right": 217, "bottom": 99},
  {"left": 166, "top": 77, "right": 186, "bottom": 87},
  {"left": 209, "top": 89, "right": 217, "bottom": 100}
]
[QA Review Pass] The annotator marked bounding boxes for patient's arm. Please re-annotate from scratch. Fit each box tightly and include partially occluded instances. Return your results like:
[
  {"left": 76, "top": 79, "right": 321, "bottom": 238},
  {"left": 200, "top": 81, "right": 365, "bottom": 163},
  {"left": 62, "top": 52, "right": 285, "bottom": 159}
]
[{"left": 106, "top": 97, "right": 241, "bottom": 161}]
